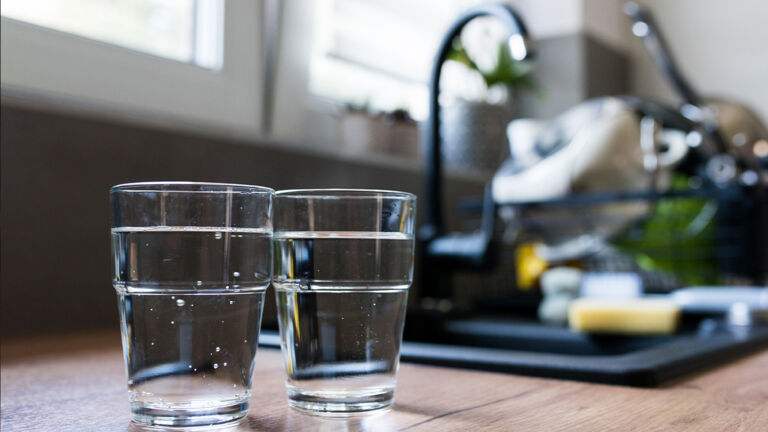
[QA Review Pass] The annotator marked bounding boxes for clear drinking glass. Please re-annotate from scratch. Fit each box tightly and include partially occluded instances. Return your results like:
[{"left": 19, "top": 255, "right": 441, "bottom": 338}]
[
  {"left": 273, "top": 189, "right": 417, "bottom": 415},
  {"left": 110, "top": 182, "right": 273, "bottom": 428}
]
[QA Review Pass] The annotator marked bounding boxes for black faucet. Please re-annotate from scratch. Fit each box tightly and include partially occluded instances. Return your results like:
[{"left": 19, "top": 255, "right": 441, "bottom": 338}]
[{"left": 419, "top": 3, "right": 534, "bottom": 302}]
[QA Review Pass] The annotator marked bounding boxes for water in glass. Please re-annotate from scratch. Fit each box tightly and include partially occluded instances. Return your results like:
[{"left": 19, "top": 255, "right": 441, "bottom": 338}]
[
  {"left": 274, "top": 231, "right": 412, "bottom": 414},
  {"left": 112, "top": 227, "right": 270, "bottom": 426}
]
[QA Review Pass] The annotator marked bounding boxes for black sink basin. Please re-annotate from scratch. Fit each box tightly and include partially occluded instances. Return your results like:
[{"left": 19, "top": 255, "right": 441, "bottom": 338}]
[
  {"left": 431, "top": 319, "right": 676, "bottom": 356},
  {"left": 259, "top": 316, "right": 768, "bottom": 387},
  {"left": 402, "top": 315, "right": 768, "bottom": 386}
]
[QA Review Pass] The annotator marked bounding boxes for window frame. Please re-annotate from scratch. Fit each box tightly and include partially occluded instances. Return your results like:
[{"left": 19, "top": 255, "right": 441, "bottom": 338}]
[{"left": 0, "top": 1, "right": 264, "bottom": 138}]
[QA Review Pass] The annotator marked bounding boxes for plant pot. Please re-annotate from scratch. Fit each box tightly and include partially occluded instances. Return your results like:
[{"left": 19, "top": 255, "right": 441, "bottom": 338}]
[
  {"left": 337, "top": 111, "right": 420, "bottom": 159},
  {"left": 442, "top": 100, "right": 514, "bottom": 173}
]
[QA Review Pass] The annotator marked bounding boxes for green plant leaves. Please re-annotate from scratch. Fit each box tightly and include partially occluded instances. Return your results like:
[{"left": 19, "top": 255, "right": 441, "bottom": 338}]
[{"left": 447, "top": 37, "right": 538, "bottom": 92}]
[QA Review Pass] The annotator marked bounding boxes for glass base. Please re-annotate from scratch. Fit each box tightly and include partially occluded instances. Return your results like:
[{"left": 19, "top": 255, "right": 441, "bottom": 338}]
[
  {"left": 286, "top": 386, "right": 394, "bottom": 416},
  {"left": 130, "top": 401, "right": 248, "bottom": 428}
]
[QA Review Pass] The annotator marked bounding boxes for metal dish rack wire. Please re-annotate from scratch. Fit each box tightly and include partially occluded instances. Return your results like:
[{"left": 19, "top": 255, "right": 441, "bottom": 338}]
[{"left": 492, "top": 184, "right": 768, "bottom": 291}]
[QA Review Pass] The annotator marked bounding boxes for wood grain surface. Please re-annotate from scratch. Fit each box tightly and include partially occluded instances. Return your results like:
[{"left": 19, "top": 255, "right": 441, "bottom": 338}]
[{"left": 1, "top": 331, "right": 767, "bottom": 431}]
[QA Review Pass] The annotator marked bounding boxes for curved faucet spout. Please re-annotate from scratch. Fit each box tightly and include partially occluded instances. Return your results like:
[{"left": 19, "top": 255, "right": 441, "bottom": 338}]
[{"left": 422, "top": 3, "right": 533, "bottom": 241}]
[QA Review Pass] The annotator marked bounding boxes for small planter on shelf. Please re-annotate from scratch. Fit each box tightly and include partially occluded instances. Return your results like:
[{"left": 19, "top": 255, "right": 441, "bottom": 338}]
[{"left": 337, "top": 107, "right": 420, "bottom": 160}]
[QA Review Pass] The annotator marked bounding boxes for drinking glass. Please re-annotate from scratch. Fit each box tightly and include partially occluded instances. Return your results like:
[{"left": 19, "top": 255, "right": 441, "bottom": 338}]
[
  {"left": 273, "top": 189, "right": 416, "bottom": 415},
  {"left": 110, "top": 182, "right": 273, "bottom": 427}
]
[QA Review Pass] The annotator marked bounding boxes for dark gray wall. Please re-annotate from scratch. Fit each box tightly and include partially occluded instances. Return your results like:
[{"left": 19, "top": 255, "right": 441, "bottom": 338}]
[
  {"left": 517, "top": 34, "right": 629, "bottom": 119},
  {"left": 0, "top": 104, "right": 483, "bottom": 338}
]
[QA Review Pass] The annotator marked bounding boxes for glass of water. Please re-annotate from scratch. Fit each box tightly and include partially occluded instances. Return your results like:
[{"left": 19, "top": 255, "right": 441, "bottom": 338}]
[
  {"left": 273, "top": 189, "right": 416, "bottom": 415},
  {"left": 110, "top": 182, "right": 273, "bottom": 428}
]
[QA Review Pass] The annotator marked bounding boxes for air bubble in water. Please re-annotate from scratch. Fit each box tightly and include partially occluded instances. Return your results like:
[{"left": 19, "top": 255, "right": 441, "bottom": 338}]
[
  {"left": 223, "top": 362, "right": 227, "bottom": 366},
  {"left": 171, "top": 296, "right": 175, "bottom": 300},
  {"left": 215, "top": 346, "right": 221, "bottom": 352},
  {"left": 170, "top": 320, "right": 175, "bottom": 325},
  {"left": 233, "top": 271, "right": 240, "bottom": 277},
  {"left": 213, "top": 363, "right": 219, "bottom": 369},
  {"left": 176, "top": 299, "right": 185, "bottom": 307},
  {"left": 188, "top": 365, "right": 192, "bottom": 369},
  {"left": 196, "top": 280, "right": 203, "bottom": 286}
]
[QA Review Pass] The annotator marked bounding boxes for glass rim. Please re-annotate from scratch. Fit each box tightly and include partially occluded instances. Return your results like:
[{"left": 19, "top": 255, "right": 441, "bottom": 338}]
[
  {"left": 110, "top": 181, "right": 274, "bottom": 194},
  {"left": 275, "top": 188, "right": 416, "bottom": 200}
]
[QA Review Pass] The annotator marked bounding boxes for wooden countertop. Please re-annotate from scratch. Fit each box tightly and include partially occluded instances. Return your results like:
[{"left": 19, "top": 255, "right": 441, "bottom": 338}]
[{"left": 1, "top": 331, "right": 767, "bottom": 431}]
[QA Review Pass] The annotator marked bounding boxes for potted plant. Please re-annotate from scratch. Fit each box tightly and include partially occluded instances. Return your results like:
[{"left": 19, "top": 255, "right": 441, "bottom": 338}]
[{"left": 442, "top": 37, "right": 538, "bottom": 173}]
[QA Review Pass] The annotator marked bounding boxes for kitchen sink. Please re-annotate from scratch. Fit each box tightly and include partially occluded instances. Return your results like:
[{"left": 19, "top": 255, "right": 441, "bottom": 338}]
[
  {"left": 414, "top": 319, "right": 677, "bottom": 356},
  {"left": 259, "top": 315, "right": 768, "bottom": 387}
]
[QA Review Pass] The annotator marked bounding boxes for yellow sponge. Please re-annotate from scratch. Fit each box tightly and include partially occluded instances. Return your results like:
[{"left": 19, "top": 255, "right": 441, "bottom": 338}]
[{"left": 569, "top": 299, "right": 681, "bottom": 335}]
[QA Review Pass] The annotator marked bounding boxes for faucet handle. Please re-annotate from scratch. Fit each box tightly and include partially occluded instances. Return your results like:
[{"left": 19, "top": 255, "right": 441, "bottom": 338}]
[{"left": 424, "top": 184, "right": 498, "bottom": 270}]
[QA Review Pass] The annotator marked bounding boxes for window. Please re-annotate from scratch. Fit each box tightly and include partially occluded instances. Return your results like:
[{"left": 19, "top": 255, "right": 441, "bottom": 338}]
[
  {"left": 1, "top": 1, "right": 263, "bottom": 137},
  {"left": 307, "top": 0, "right": 498, "bottom": 120},
  {"left": 267, "top": 0, "right": 519, "bottom": 151},
  {"left": 1, "top": 0, "right": 223, "bottom": 69},
  {"left": 309, "top": 0, "right": 449, "bottom": 120}
]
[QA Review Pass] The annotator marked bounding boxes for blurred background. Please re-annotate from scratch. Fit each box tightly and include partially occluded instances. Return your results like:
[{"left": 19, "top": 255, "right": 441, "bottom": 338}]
[{"left": 2, "top": 0, "right": 767, "bottom": 343}]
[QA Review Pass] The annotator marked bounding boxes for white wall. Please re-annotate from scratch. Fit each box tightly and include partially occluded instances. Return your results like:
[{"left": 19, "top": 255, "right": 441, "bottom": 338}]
[
  {"left": 506, "top": 0, "right": 583, "bottom": 39},
  {"left": 626, "top": 0, "right": 768, "bottom": 121},
  {"left": 583, "top": 0, "right": 634, "bottom": 52},
  {"left": 558, "top": 0, "right": 768, "bottom": 122},
  {"left": 510, "top": 0, "right": 633, "bottom": 52}
]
